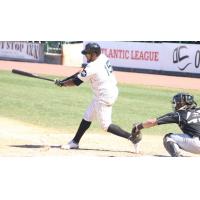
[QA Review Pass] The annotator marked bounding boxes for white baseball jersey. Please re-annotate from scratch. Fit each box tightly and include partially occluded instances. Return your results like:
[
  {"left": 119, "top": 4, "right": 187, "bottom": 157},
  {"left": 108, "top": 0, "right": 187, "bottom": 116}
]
[
  {"left": 77, "top": 54, "right": 118, "bottom": 130},
  {"left": 77, "top": 54, "right": 118, "bottom": 105}
]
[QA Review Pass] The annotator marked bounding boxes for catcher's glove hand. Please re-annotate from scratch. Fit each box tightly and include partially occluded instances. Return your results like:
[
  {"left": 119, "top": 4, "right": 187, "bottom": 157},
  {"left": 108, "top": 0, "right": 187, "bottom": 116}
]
[{"left": 129, "top": 123, "right": 143, "bottom": 144}]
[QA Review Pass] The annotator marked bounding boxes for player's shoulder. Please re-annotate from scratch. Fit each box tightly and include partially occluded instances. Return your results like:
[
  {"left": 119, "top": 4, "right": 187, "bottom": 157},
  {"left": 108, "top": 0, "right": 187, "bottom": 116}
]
[
  {"left": 86, "top": 54, "right": 109, "bottom": 68},
  {"left": 96, "top": 53, "right": 109, "bottom": 63},
  {"left": 100, "top": 53, "right": 109, "bottom": 61},
  {"left": 176, "top": 109, "right": 186, "bottom": 115},
  {"left": 157, "top": 111, "right": 174, "bottom": 119},
  {"left": 176, "top": 109, "right": 189, "bottom": 118}
]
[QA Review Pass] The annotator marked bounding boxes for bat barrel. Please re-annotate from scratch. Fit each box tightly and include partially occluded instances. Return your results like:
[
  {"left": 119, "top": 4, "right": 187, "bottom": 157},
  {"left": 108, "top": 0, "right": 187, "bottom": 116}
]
[{"left": 12, "top": 69, "right": 54, "bottom": 82}]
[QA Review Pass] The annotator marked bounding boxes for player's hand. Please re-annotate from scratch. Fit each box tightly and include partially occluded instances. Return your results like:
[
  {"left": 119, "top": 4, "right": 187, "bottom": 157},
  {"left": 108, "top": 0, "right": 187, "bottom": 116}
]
[
  {"left": 129, "top": 123, "right": 143, "bottom": 144},
  {"left": 132, "top": 124, "right": 140, "bottom": 134},
  {"left": 54, "top": 79, "right": 64, "bottom": 87},
  {"left": 132, "top": 123, "right": 144, "bottom": 134}
]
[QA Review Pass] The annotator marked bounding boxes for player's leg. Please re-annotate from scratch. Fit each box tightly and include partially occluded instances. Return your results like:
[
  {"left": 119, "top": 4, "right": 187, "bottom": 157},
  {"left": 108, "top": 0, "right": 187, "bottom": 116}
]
[
  {"left": 96, "top": 103, "right": 140, "bottom": 152},
  {"left": 95, "top": 101, "right": 131, "bottom": 139},
  {"left": 163, "top": 133, "right": 182, "bottom": 157},
  {"left": 61, "top": 100, "right": 95, "bottom": 149},
  {"left": 164, "top": 133, "right": 200, "bottom": 156},
  {"left": 107, "top": 124, "right": 132, "bottom": 139},
  {"left": 72, "top": 119, "right": 92, "bottom": 144},
  {"left": 96, "top": 101, "right": 141, "bottom": 147}
]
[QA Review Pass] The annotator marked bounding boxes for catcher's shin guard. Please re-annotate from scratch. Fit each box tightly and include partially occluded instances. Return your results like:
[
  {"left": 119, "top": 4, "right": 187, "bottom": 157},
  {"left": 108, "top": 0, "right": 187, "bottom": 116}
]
[{"left": 163, "top": 134, "right": 182, "bottom": 157}]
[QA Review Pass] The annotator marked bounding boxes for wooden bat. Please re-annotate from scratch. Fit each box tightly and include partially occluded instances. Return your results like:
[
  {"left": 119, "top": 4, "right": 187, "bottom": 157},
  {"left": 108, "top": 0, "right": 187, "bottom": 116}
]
[{"left": 12, "top": 69, "right": 54, "bottom": 82}]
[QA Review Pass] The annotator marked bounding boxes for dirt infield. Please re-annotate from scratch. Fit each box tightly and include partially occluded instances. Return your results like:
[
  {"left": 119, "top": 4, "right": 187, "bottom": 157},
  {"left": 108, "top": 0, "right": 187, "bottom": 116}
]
[
  {"left": 0, "top": 117, "right": 166, "bottom": 157},
  {"left": 1, "top": 60, "right": 200, "bottom": 157}
]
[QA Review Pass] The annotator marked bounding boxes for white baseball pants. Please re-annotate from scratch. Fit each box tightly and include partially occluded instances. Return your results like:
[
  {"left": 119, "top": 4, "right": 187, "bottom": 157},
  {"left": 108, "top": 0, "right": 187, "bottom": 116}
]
[{"left": 83, "top": 95, "right": 118, "bottom": 131}]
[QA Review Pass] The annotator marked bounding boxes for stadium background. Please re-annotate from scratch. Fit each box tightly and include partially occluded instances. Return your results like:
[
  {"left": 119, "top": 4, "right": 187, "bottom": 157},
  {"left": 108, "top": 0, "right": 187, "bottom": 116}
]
[{"left": 1, "top": 41, "right": 200, "bottom": 157}]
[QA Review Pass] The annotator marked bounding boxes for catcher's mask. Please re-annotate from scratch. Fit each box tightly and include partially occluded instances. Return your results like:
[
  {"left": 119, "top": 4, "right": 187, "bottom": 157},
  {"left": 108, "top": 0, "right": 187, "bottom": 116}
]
[
  {"left": 172, "top": 92, "right": 197, "bottom": 111},
  {"left": 81, "top": 42, "right": 101, "bottom": 56}
]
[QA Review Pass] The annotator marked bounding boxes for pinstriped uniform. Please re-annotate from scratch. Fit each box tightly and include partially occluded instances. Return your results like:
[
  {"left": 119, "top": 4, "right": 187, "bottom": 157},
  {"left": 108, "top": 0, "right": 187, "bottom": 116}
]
[{"left": 77, "top": 54, "right": 118, "bottom": 130}]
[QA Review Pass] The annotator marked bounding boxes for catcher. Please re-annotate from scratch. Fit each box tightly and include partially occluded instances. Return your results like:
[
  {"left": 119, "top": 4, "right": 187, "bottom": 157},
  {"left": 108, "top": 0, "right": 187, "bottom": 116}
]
[{"left": 132, "top": 92, "right": 200, "bottom": 157}]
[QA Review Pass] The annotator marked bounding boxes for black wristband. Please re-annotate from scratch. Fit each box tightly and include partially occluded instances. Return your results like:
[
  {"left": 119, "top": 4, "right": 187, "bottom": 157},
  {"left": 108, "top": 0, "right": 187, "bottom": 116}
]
[
  {"left": 137, "top": 123, "right": 144, "bottom": 130},
  {"left": 73, "top": 77, "right": 83, "bottom": 86}
]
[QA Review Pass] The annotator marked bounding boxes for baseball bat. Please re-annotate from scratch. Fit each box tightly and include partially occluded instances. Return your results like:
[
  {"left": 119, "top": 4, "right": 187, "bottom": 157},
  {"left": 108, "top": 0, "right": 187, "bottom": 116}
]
[{"left": 12, "top": 69, "right": 54, "bottom": 82}]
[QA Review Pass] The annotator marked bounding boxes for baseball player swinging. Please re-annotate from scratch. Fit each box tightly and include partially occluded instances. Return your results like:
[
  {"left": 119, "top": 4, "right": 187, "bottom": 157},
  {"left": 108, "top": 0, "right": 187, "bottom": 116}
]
[
  {"left": 132, "top": 92, "right": 200, "bottom": 156},
  {"left": 54, "top": 42, "right": 140, "bottom": 152}
]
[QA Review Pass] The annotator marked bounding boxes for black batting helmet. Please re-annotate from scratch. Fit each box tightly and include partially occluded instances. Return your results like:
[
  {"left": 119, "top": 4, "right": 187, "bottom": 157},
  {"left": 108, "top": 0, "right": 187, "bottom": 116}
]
[
  {"left": 81, "top": 42, "right": 101, "bottom": 56},
  {"left": 172, "top": 92, "right": 197, "bottom": 111}
]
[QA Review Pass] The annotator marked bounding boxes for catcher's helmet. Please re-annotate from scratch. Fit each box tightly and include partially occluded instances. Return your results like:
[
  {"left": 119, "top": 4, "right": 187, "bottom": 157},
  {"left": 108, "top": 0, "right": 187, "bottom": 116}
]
[
  {"left": 81, "top": 42, "right": 101, "bottom": 56},
  {"left": 172, "top": 92, "right": 197, "bottom": 111}
]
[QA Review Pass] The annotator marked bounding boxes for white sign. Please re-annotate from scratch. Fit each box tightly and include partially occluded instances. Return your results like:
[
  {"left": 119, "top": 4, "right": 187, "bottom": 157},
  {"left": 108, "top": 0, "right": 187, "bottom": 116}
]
[
  {"left": 84, "top": 41, "right": 200, "bottom": 75},
  {"left": 0, "top": 42, "right": 44, "bottom": 62},
  {"left": 98, "top": 41, "right": 161, "bottom": 70},
  {"left": 161, "top": 43, "right": 200, "bottom": 73}
]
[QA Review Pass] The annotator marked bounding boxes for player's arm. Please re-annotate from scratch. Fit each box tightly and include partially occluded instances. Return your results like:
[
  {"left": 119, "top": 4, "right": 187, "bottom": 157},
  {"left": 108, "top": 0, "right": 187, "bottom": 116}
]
[
  {"left": 55, "top": 75, "right": 83, "bottom": 87},
  {"left": 132, "top": 118, "right": 157, "bottom": 133},
  {"left": 54, "top": 71, "right": 84, "bottom": 87},
  {"left": 133, "top": 112, "right": 178, "bottom": 133},
  {"left": 54, "top": 64, "right": 88, "bottom": 87},
  {"left": 62, "top": 76, "right": 83, "bottom": 87},
  {"left": 142, "top": 118, "right": 158, "bottom": 128}
]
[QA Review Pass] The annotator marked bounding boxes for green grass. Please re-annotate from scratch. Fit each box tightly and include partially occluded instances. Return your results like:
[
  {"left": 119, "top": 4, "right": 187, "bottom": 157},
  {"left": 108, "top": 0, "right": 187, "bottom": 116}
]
[{"left": 1, "top": 70, "right": 200, "bottom": 135}]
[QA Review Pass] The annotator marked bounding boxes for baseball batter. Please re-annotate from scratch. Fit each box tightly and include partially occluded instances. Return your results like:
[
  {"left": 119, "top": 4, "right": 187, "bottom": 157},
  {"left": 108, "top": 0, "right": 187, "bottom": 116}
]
[
  {"left": 132, "top": 92, "right": 200, "bottom": 156},
  {"left": 55, "top": 42, "right": 139, "bottom": 151}
]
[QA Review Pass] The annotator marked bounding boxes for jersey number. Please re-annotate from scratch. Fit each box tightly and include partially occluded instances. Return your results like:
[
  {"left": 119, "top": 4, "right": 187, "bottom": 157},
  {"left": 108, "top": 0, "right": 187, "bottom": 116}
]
[
  {"left": 187, "top": 110, "right": 200, "bottom": 124},
  {"left": 104, "top": 60, "right": 113, "bottom": 76}
]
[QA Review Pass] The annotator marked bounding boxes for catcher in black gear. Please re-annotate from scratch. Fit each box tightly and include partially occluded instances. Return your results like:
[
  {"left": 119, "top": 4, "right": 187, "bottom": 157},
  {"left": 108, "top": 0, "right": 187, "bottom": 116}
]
[{"left": 132, "top": 92, "right": 200, "bottom": 157}]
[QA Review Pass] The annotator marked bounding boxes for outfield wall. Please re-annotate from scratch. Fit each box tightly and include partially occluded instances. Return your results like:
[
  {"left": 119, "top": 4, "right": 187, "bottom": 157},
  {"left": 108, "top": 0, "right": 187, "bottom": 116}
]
[
  {"left": 62, "top": 43, "right": 83, "bottom": 67},
  {"left": 1, "top": 41, "right": 200, "bottom": 77},
  {"left": 84, "top": 41, "right": 200, "bottom": 77},
  {"left": 0, "top": 42, "right": 44, "bottom": 62}
]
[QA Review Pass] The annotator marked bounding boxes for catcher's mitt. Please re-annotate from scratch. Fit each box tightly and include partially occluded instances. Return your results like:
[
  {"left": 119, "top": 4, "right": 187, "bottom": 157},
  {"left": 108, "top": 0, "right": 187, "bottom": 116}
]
[{"left": 129, "top": 123, "right": 143, "bottom": 144}]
